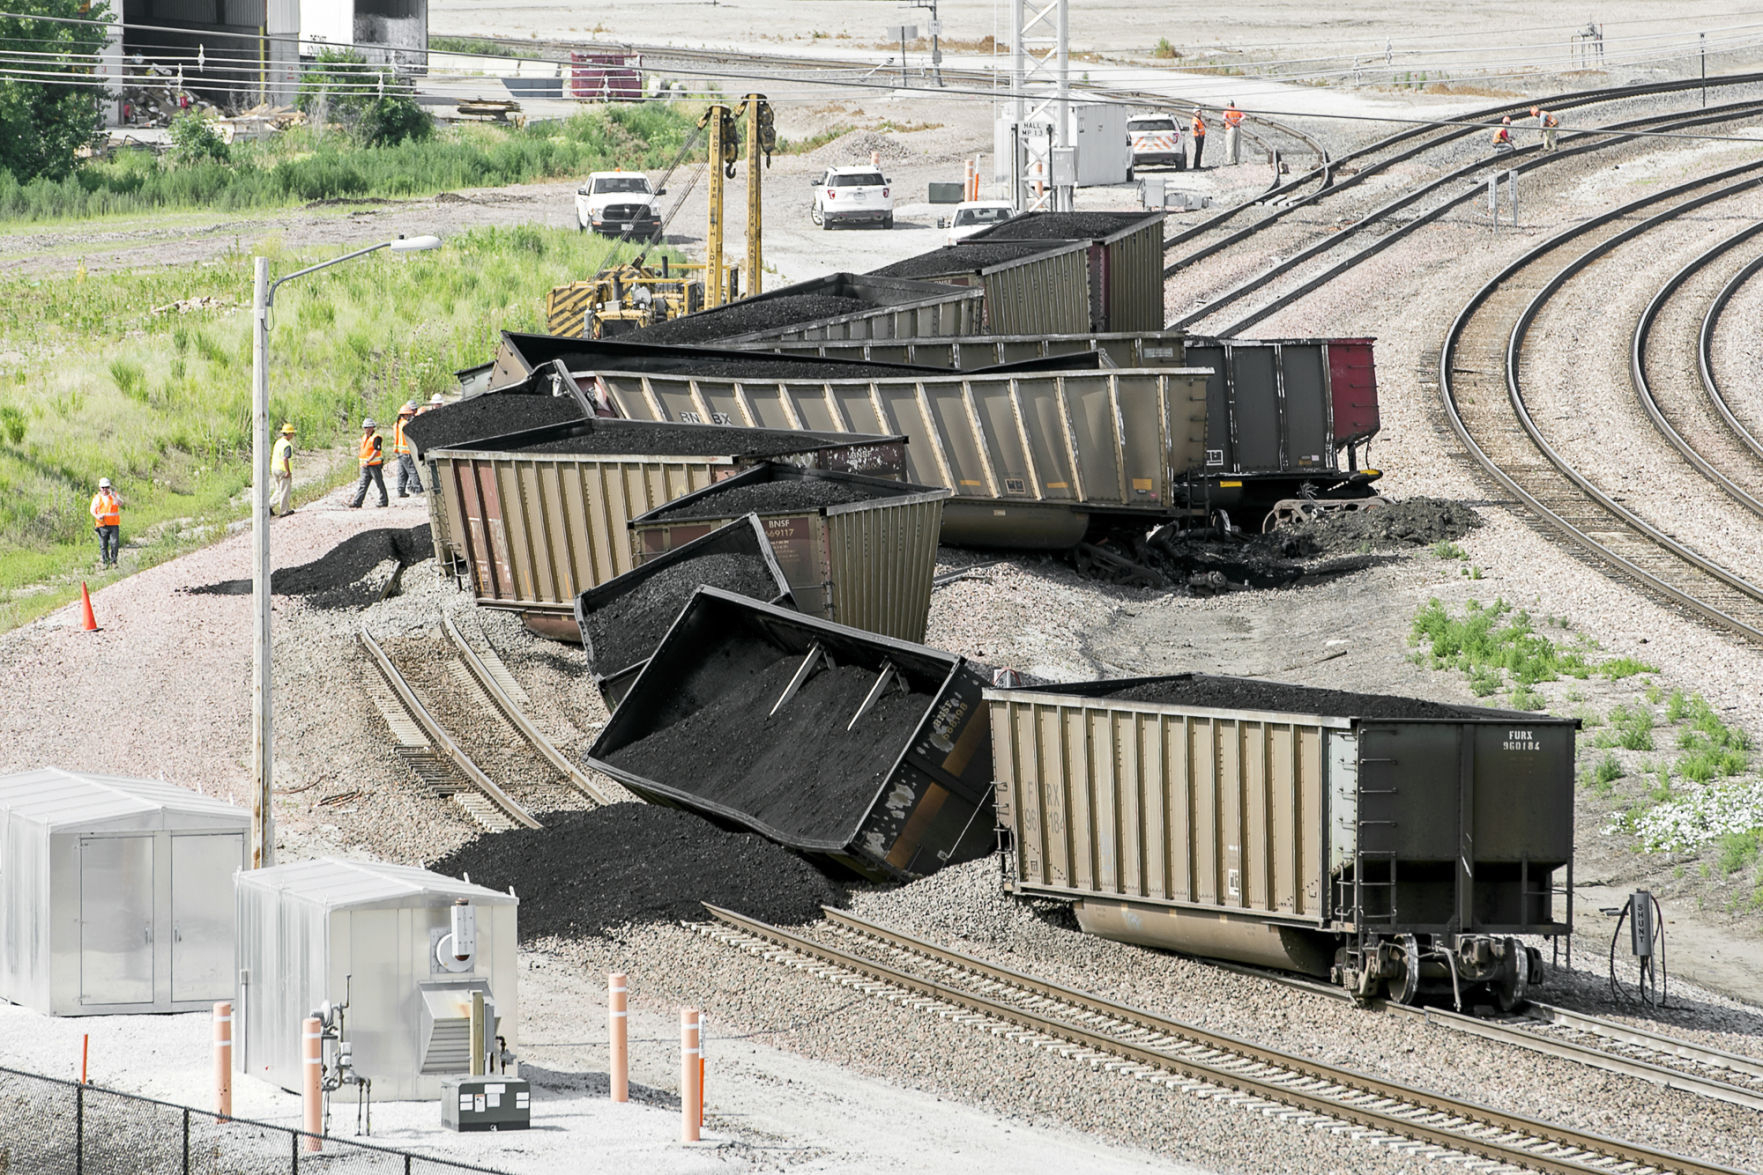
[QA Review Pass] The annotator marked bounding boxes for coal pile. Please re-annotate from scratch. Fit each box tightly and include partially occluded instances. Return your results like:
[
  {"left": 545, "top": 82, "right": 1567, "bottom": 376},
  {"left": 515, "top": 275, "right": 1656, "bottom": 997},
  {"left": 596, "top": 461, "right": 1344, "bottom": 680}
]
[
  {"left": 1282, "top": 497, "right": 1481, "bottom": 555},
  {"left": 584, "top": 354, "right": 914, "bottom": 381},
  {"left": 1074, "top": 527, "right": 1325, "bottom": 593},
  {"left": 585, "top": 552, "right": 782, "bottom": 672},
  {"left": 512, "top": 419, "right": 875, "bottom": 459},
  {"left": 626, "top": 295, "right": 869, "bottom": 344},
  {"left": 607, "top": 657, "right": 933, "bottom": 843},
  {"left": 187, "top": 525, "right": 431, "bottom": 608},
  {"left": 651, "top": 478, "right": 884, "bottom": 520},
  {"left": 428, "top": 805, "right": 845, "bottom": 938},
  {"left": 1103, "top": 676, "right": 1489, "bottom": 721},
  {"left": 870, "top": 241, "right": 1063, "bottom": 278},
  {"left": 975, "top": 211, "right": 1154, "bottom": 240},
  {"left": 401, "top": 390, "right": 583, "bottom": 454}
]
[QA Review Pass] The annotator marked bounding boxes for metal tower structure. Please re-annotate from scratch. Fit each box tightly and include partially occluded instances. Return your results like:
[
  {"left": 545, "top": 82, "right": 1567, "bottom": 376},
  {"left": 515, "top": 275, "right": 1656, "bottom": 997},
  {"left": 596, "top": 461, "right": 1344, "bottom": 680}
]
[{"left": 1008, "top": 0, "right": 1072, "bottom": 212}]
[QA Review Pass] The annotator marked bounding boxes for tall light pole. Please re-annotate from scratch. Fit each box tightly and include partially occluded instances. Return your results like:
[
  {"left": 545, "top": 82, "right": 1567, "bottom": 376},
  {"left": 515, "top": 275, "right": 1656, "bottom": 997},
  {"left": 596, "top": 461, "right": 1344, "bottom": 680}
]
[{"left": 250, "top": 234, "right": 442, "bottom": 869}]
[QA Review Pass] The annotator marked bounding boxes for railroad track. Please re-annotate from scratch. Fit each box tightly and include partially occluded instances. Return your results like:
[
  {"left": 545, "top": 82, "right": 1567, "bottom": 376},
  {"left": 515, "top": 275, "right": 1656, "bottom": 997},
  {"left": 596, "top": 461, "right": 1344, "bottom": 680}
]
[
  {"left": 358, "top": 626, "right": 543, "bottom": 833},
  {"left": 442, "top": 615, "right": 611, "bottom": 805},
  {"left": 1633, "top": 223, "right": 1763, "bottom": 521},
  {"left": 1175, "top": 96, "right": 1763, "bottom": 334},
  {"left": 701, "top": 905, "right": 1748, "bottom": 1175},
  {"left": 1439, "top": 162, "right": 1763, "bottom": 645},
  {"left": 1203, "top": 957, "right": 1763, "bottom": 1114},
  {"left": 1700, "top": 248, "right": 1763, "bottom": 467},
  {"left": 1161, "top": 72, "right": 1763, "bottom": 281}
]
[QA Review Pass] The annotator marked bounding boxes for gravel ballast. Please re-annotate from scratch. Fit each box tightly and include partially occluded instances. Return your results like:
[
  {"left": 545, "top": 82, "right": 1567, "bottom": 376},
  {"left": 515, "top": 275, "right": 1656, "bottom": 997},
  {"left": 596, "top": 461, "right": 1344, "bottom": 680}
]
[
  {"left": 584, "top": 551, "right": 782, "bottom": 672},
  {"left": 429, "top": 804, "right": 845, "bottom": 936},
  {"left": 606, "top": 658, "right": 932, "bottom": 842}
]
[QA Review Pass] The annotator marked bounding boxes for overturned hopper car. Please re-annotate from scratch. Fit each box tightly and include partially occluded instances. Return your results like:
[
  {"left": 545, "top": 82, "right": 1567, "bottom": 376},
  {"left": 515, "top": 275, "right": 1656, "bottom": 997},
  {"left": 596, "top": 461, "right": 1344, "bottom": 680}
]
[
  {"left": 581, "top": 366, "right": 1211, "bottom": 549},
  {"left": 988, "top": 674, "right": 1576, "bottom": 1008}
]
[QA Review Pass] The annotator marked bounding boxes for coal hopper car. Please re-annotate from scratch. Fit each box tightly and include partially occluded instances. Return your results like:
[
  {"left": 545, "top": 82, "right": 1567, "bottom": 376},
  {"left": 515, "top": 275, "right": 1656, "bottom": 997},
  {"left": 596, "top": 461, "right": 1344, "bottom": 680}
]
[{"left": 988, "top": 675, "right": 1576, "bottom": 1008}]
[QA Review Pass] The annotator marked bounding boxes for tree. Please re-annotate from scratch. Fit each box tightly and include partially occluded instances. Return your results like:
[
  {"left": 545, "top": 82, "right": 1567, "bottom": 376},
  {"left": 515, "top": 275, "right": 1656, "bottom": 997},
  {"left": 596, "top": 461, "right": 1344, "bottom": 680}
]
[
  {"left": 356, "top": 94, "right": 432, "bottom": 147},
  {"left": 0, "top": 0, "right": 111, "bottom": 182},
  {"left": 167, "top": 110, "right": 230, "bottom": 165},
  {"left": 297, "top": 48, "right": 430, "bottom": 146}
]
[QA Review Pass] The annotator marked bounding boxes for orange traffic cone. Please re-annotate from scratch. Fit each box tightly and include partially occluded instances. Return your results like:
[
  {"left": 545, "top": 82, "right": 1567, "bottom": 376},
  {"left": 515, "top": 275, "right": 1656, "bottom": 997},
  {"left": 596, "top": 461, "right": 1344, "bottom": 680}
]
[{"left": 79, "top": 582, "right": 99, "bottom": 632}]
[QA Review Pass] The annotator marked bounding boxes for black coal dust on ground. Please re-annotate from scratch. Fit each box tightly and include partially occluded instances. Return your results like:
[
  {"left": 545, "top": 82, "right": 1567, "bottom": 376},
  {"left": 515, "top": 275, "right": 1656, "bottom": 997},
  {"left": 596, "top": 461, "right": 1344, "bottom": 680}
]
[
  {"left": 185, "top": 524, "right": 432, "bottom": 608},
  {"left": 584, "top": 552, "right": 782, "bottom": 672},
  {"left": 429, "top": 804, "right": 846, "bottom": 937},
  {"left": 1072, "top": 498, "right": 1480, "bottom": 591},
  {"left": 607, "top": 656, "right": 931, "bottom": 844}
]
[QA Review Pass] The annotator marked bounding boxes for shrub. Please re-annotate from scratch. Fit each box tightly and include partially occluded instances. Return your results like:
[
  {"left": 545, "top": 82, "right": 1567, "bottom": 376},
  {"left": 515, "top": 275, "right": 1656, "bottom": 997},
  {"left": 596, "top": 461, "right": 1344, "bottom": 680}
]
[
  {"left": 167, "top": 111, "right": 230, "bottom": 166},
  {"left": 356, "top": 95, "right": 433, "bottom": 148}
]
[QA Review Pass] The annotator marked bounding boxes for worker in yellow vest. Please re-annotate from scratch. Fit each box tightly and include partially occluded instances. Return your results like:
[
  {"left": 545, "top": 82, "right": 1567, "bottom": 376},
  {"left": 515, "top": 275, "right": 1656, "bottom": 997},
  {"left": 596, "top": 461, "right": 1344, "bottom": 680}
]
[
  {"left": 1222, "top": 101, "right": 1244, "bottom": 165},
  {"left": 348, "top": 418, "right": 388, "bottom": 509},
  {"left": 89, "top": 477, "right": 122, "bottom": 567},
  {"left": 270, "top": 422, "right": 296, "bottom": 517},
  {"left": 392, "top": 400, "right": 425, "bottom": 498}
]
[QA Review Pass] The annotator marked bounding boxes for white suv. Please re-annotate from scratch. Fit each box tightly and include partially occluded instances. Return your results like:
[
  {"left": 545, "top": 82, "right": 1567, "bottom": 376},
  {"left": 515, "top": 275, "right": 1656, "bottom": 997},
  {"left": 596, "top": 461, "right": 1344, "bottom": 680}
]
[
  {"left": 811, "top": 167, "right": 893, "bottom": 229},
  {"left": 940, "top": 200, "right": 1014, "bottom": 245},
  {"left": 576, "top": 172, "right": 664, "bottom": 238},
  {"left": 1126, "top": 115, "right": 1183, "bottom": 169}
]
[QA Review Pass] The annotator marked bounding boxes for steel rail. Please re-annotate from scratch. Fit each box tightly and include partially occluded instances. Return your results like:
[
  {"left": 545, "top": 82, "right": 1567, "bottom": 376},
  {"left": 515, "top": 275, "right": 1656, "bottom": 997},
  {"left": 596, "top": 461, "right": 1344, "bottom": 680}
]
[
  {"left": 706, "top": 904, "right": 1746, "bottom": 1175},
  {"left": 1198, "top": 958, "right": 1763, "bottom": 1110},
  {"left": 1440, "top": 164, "right": 1763, "bottom": 646},
  {"left": 1631, "top": 219, "right": 1763, "bottom": 520},
  {"left": 357, "top": 627, "right": 543, "bottom": 830},
  {"left": 1700, "top": 248, "right": 1763, "bottom": 465},
  {"left": 1527, "top": 1002, "right": 1763, "bottom": 1082},
  {"left": 1160, "top": 71, "right": 1763, "bottom": 273},
  {"left": 1188, "top": 99, "right": 1763, "bottom": 335},
  {"left": 442, "top": 615, "right": 610, "bottom": 804}
]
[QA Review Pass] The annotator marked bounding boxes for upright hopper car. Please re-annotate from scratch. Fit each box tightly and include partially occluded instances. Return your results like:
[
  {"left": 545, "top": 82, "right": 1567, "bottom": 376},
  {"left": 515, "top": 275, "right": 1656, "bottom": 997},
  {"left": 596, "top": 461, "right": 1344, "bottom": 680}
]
[{"left": 988, "top": 674, "right": 1576, "bottom": 1007}]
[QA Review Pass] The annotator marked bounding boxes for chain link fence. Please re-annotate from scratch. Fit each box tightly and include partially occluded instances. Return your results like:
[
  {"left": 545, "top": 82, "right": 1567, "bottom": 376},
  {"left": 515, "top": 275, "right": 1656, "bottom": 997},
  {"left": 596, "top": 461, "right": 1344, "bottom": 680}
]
[{"left": 0, "top": 1065, "right": 509, "bottom": 1175}]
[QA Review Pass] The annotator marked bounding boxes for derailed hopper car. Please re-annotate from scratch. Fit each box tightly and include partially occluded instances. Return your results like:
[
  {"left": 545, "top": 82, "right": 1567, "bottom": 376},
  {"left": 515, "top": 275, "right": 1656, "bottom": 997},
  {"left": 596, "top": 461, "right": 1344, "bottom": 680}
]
[
  {"left": 587, "top": 367, "right": 1211, "bottom": 549},
  {"left": 587, "top": 589, "right": 995, "bottom": 881},
  {"left": 988, "top": 675, "right": 1576, "bottom": 1008}
]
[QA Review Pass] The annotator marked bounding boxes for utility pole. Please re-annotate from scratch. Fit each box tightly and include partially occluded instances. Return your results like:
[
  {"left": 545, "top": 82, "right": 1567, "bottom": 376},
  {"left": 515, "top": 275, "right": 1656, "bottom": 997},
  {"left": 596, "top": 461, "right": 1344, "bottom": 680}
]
[
  {"left": 1701, "top": 32, "right": 1707, "bottom": 108},
  {"left": 909, "top": 0, "right": 944, "bottom": 86},
  {"left": 250, "top": 258, "right": 272, "bottom": 869}
]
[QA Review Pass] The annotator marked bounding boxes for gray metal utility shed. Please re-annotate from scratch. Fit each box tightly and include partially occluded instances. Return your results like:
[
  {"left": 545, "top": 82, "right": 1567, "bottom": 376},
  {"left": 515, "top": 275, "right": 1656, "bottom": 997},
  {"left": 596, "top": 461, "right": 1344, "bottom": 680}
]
[
  {"left": 235, "top": 858, "right": 518, "bottom": 1101},
  {"left": 0, "top": 768, "right": 248, "bottom": 1016}
]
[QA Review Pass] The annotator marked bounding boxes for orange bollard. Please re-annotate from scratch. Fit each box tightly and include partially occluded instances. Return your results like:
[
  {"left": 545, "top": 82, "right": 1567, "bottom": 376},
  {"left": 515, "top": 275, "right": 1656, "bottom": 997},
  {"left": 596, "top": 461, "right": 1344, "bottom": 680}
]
[
  {"left": 79, "top": 583, "right": 98, "bottom": 632},
  {"left": 301, "top": 1016, "right": 322, "bottom": 1152},
  {"left": 81, "top": 1034, "right": 89, "bottom": 1084},
  {"left": 680, "top": 1008, "right": 700, "bottom": 1143},
  {"left": 699, "top": 1012, "right": 707, "bottom": 1128},
  {"left": 213, "top": 1002, "right": 233, "bottom": 1121},
  {"left": 609, "top": 973, "right": 628, "bottom": 1103}
]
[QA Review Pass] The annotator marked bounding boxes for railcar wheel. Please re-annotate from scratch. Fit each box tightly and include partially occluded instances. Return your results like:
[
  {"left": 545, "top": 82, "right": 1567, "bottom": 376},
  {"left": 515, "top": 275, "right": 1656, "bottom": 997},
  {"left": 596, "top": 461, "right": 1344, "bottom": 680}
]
[
  {"left": 1496, "top": 937, "right": 1530, "bottom": 1013},
  {"left": 1391, "top": 935, "right": 1422, "bottom": 1005}
]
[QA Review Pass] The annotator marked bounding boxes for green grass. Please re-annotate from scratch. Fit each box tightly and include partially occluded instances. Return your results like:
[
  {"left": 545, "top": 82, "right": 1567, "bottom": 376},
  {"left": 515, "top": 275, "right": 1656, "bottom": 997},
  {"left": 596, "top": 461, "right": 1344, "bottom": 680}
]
[
  {"left": 1668, "top": 692, "right": 1753, "bottom": 782},
  {"left": 1433, "top": 540, "right": 1467, "bottom": 560},
  {"left": 0, "top": 224, "right": 656, "bottom": 629},
  {"left": 1411, "top": 597, "right": 1657, "bottom": 702},
  {"left": 1716, "top": 830, "right": 1763, "bottom": 875},
  {"left": 429, "top": 35, "right": 543, "bottom": 58},
  {"left": 0, "top": 104, "right": 696, "bottom": 222}
]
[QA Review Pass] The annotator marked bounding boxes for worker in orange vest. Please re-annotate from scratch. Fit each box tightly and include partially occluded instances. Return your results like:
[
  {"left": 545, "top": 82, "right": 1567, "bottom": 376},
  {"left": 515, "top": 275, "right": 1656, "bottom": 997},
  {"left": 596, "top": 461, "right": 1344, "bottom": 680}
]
[
  {"left": 392, "top": 400, "right": 425, "bottom": 498},
  {"left": 1190, "top": 109, "right": 1208, "bottom": 169},
  {"left": 1532, "top": 105, "right": 1560, "bottom": 152},
  {"left": 1222, "top": 101, "right": 1244, "bottom": 165},
  {"left": 1491, "top": 115, "right": 1514, "bottom": 154},
  {"left": 348, "top": 418, "right": 389, "bottom": 509},
  {"left": 89, "top": 477, "right": 122, "bottom": 568}
]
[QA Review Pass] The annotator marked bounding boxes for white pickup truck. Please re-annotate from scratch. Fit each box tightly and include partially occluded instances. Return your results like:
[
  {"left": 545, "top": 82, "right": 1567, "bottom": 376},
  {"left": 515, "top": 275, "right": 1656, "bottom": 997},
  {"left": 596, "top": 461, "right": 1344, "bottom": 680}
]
[
  {"left": 576, "top": 172, "right": 665, "bottom": 239},
  {"left": 810, "top": 167, "right": 893, "bottom": 229},
  {"left": 940, "top": 200, "right": 1014, "bottom": 245},
  {"left": 1126, "top": 115, "right": 1184, "bottom": 170}
]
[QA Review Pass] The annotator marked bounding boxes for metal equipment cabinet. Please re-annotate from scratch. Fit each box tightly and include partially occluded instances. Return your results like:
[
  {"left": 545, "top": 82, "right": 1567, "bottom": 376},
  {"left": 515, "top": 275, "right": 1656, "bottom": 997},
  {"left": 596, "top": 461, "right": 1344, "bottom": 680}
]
[
  {"left": 0, "top": 767, "right": 248, "bottom": 1016},
  {"left": 234, "top": 859, "right": 518, "bottom": 1101}
]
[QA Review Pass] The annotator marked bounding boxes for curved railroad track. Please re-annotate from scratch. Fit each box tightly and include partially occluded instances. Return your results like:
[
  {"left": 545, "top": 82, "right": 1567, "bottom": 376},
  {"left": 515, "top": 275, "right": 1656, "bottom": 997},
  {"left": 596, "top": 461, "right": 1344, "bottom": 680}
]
[
  {"left": 700, "top": 905, "right": 1748, "bottom": 1175},
  {"left": 442, "top": 615, "right": 612, "bottom": 805},
  {"left": 358, "top": 626, "right": 543, "bottom": 832},
  {"left": 1440, "top": 162, "right": 1763, "bottom": 645},
  {"left": 1632, "top": 222, "right": 1763, "bottom": 522},
  {"left": 1161, "top": 71, "right": 1763, "bottom": 281},
  {"left": 1175, "top": 96, "right": 1763, "bottom": 334},
  {"left": 1700, "top": 249, "right": 1763, "bottom": 464}
]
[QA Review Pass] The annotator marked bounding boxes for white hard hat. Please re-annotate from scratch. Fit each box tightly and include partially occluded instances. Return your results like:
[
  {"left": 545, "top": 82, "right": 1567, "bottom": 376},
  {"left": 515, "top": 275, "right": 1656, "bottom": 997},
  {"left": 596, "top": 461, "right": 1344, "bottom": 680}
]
[
  {"left": 430, "top": 393, "right": 445, "bottom": 405},
  {"left": 99, "top": 477, "right": 111, "bottom": 488},
  {"left": 362, "top": 417, "right": 377, "bottom": 429}
]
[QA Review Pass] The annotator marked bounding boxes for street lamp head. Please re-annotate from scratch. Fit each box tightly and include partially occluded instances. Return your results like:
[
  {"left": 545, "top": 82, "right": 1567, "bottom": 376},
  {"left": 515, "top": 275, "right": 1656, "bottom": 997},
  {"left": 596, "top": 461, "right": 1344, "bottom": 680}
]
[{"left": 389, "top": 235, "right": 443, "bottom": 253}]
